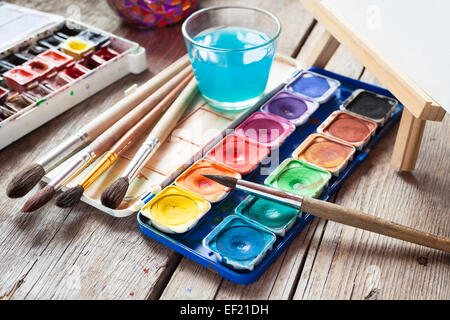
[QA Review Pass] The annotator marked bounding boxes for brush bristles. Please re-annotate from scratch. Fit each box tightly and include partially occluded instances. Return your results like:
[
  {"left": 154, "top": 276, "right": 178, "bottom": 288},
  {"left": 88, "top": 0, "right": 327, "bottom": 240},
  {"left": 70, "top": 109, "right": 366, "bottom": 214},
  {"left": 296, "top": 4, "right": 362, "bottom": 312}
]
[
  {"left": 100, "top": 177, "right": 129, "bottom": 209},
  {"left": 56, "top": 185, "right": 84, "bottom": 208},
  {"left": 21, "top": 185, "right": 56, "bottom": 212},
  {"left": 7, "top": 164, "right": 45, "bottom": 198}
]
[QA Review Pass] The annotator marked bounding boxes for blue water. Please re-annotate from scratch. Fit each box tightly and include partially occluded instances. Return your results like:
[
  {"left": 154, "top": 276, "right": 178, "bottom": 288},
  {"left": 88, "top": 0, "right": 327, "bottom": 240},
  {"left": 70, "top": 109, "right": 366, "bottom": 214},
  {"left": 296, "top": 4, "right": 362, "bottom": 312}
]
[{"left": 189, "top": 26, "right": 276, "bottom": 109}]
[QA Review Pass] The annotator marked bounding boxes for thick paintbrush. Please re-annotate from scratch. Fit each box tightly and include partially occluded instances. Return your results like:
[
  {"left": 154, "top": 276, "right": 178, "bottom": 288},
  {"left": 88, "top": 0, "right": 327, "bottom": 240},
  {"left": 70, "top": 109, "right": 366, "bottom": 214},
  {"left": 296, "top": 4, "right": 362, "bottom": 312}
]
[
  {"left": 20, "top": 68, "right": 193, "bottom": 212},
  {"left": 202, "top": 175, "right": 450, "bottom": 253},
  {"left": 101, "top": 78, "right": 199, "bottom": 209},
  {"left": 7, "top": 54, "right": 190, "bottom": 198},
  {"left": 55, "top": 72, "right": 195, "bottom": 208}
]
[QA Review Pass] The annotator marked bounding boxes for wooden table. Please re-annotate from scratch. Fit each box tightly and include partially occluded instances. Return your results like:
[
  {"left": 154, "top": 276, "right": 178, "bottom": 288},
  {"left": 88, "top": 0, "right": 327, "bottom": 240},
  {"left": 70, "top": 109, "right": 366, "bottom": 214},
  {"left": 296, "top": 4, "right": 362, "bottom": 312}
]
[
  {"left": 0, "top": 0, "right": 448, "bottom": 300},
  {"left": 300, "top": 0, "right": 448, "bottom": 171}
]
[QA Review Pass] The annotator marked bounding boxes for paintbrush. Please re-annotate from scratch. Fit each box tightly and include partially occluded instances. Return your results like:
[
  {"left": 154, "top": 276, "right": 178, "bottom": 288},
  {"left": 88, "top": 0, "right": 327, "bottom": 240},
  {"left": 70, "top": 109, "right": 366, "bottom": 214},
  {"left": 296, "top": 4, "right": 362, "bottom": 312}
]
[
  {"left": 20, "top": 68, "right": 193, "bottom": 212},
  {"left": 55, "top": 72, "right": 195, "bottom": 208},
  {"left": 101, "top": 78, "right": 199, "bottom": 209},
  {"left": 7, "top": 54, "right": 190, "bottom": 198},
  {"left": 202, "top": 175, "right": 450, "bottom": 253}
]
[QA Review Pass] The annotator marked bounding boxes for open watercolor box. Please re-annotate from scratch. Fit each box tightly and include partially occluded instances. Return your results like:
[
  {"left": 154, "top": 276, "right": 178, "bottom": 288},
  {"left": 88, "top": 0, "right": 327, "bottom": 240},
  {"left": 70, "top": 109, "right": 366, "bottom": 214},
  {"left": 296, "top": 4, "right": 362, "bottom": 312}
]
[
  {"left": 135, "top": 68, "right": 404, "bottom": 284},
  {"left": 0, "top": 2, "right": 146, "bottom": 150}
]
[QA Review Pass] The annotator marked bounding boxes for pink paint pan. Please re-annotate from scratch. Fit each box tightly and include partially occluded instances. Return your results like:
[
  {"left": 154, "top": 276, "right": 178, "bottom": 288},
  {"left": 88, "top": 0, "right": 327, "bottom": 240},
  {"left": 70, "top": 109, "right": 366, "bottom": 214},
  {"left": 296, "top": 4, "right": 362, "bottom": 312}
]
[
  {"left": 206, "top": 134, "right": 270, "bottom": 175},
  {"left": 37, "top": 48, "right": 74, "bottom": 71},
  {"left": 3, "top": 67, "right": 39, "bottom": 92},
  {"left": 235, "top": 112, "right": 295, "bottom": 148},
  {"left": 61, "top": 64, "right": 90, "bottom": 80}
]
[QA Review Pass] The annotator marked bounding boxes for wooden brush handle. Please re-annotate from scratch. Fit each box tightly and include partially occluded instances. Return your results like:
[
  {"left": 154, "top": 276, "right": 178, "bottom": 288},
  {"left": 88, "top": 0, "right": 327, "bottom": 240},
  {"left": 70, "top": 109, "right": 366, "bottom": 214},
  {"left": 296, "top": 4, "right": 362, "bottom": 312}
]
[
  {"left": 111, "top": 73, "right": 194, "bottom": 155},
  {"left": 301, "top": 197, "right": 450, "bottom": 252},
  {"left": 88, "top": 67, "right": 192, "bottom": 156},
  {"left": 82, "top": 54, "right": 190, "bottom": 139},
  {"left": 149, "top": 78, "right": 198, "bottom": 143}
]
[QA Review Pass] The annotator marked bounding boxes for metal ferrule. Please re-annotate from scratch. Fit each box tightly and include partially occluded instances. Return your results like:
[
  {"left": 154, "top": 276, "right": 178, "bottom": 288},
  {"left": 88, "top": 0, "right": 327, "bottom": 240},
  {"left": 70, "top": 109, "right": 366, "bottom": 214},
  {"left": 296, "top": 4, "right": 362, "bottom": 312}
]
[
  {"left": 78, "top": 151, "right": 118, "bottom": 189},
  {"left": 122, "top": 137, "right": 160, "bottom": 181},
  {"left": 48, "top": 148, "right": 97, "bottom": 190},
  {"left": 37, "top": 132, "right": 90, "bottom": 171},
  {"left": 237, "top": 181, "right": 303, "bottom": 209}
]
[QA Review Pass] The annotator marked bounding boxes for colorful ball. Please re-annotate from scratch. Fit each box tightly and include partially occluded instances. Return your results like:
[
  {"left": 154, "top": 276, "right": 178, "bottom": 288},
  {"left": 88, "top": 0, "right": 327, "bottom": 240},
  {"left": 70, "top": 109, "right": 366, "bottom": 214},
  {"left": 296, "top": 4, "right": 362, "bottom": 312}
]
[{"left": 107, "top": 0, "right": 199, "bottom": 28}]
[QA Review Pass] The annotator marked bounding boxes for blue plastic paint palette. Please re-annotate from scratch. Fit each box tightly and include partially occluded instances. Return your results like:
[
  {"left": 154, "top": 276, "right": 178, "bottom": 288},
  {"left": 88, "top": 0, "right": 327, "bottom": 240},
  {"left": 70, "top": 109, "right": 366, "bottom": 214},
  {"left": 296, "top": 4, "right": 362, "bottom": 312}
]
[
  {"left": 203, "top": 215, "right": 276, "bottom": 271},
  {"left": 137, "top": 68, "right": 404, "bottom": 284},
  {"left": 235, "top": 195, "right": 300, "bottom": 236},
  {"left": 287, "top": 70, "right": 340, "bottom": 103}
]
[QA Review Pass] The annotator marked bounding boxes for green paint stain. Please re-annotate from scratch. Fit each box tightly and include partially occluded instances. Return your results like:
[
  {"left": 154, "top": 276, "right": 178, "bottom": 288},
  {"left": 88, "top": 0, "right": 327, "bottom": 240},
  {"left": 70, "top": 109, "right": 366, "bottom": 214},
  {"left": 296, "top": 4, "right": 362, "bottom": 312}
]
[
  {"left": 236, "top": 196, "right": 299, "bottom": 234},
  {"left": 70, "top": 90, "right": 74, "bottom": 96},
  {"left": 36, "top": 98, "right": 46, "bottom": 106},
  {"left": 265, "top": 159, "right": 331, "bottom": 198}
]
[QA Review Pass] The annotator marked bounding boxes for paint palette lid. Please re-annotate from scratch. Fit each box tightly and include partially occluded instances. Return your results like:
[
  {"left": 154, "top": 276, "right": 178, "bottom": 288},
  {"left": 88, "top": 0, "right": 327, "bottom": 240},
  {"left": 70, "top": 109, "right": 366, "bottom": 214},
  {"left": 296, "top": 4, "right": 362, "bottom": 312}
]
[
  {"left": 340, "top": 89, "right": 398, "bottom": 125},
  {"left": 265, "top": 158, "right": 331, "bottom": 198},
  {"left": 0, "top": 3, "right": 64, "bottom": 52},
  {"left": 287, "top": 70, "right": 340, "bottom": 103},
  {"left": 203, "top": 215, "right": 276, "bottom": 271},
  {"left": 141, "top": 185, "right": 211, "bottom": 234},
  {"left": 235, "top": 195, "right": 300, "bottom": 236}
]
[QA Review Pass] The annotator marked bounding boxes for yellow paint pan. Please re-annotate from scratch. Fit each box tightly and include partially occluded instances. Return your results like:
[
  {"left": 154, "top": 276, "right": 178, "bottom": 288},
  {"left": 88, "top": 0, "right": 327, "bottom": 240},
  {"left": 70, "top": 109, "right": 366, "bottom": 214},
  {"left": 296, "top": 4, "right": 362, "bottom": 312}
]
[
  {"left": 141, "top": 185, "right": 211, "bottom": 234},
  {"left": 59, "top": 36, "right": 95, "bottom": 60}
]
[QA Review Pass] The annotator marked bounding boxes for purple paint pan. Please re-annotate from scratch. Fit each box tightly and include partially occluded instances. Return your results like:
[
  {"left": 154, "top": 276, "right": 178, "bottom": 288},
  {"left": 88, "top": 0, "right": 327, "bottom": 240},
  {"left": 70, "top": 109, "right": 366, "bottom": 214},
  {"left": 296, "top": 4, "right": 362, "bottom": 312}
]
[
  {"left": 261, "top": 90, "right": 319, "bottom": 126},
  {"left": 287, "top": 70, "right": 340, "bottom": 103},
  {"left": 235, "top": 112, "right": 295, "bottom": 148}
]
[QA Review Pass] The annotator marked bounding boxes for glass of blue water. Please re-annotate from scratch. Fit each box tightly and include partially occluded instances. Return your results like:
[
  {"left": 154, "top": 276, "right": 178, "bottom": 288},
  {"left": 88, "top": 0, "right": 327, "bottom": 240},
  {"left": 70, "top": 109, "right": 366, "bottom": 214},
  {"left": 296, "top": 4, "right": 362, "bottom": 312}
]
[{"left": 182, "top": 6, "right": 281, "bottom": 111}]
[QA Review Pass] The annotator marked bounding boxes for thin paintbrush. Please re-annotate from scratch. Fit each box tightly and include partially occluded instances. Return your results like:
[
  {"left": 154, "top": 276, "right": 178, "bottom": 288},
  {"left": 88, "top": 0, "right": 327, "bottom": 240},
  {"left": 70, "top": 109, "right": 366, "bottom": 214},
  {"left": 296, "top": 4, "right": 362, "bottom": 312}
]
[
  {"left": 101, "top": 78, "right": 198, "bottom": 209},
  {"left": 56, "top": 72, "right": 195, "bottom": 208},
  {"left": 7, "top": 54, "right": 190, "bottom": 198},
  {"left": 20, "top": 68, "right": 193, "bottom": 212},
  {"left": 202, "top": 175, "right": 450, "bottom": 253}
]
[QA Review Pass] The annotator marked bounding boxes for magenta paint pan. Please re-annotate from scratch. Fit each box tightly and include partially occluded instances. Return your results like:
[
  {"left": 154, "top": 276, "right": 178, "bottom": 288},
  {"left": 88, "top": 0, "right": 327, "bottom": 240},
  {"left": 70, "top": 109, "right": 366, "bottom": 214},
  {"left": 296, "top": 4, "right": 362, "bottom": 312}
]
[
  {"left": 79, "top": 55, "right": 104, "bottom": 70},
  {"left": 261, "top": 90, "right": 320, "bottom": 126},
  {"left": 235, "top": 111, "right": 295, "bottom": 148},
  {"left": 0, "top": 86, "right": 9, "bottom": 104},
  {"left": 61, "top": 64, "right": 90, "bottom": 80},
  {"left": 37, "top": 49, "right": 74, "bottom": 71},
  {"left": 2, "top": 66, "right": 39, "bottom": 92},
  {"left": 92, "top": 47, "right": 119, "bottom": 62}
]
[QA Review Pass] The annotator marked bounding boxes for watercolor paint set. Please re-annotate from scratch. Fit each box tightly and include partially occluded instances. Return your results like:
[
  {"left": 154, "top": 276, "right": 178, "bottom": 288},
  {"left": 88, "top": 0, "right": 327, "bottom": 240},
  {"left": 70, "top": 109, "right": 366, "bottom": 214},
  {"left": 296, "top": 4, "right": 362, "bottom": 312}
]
[
  {"left": 135, "top": 67, "right": 404, "bottom": 284},
  {"left": 0, "top": 2, "right": 146, "bottom": 150}
]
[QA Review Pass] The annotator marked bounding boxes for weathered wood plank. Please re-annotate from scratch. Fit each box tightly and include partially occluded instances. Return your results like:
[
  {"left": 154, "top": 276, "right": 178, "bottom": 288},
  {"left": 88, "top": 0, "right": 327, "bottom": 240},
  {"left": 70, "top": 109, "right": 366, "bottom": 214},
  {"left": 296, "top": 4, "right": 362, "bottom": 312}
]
[
  {"left": 292, "top": 69, "right": 450, "bottom": 300},
  {"left": 1, "top": 0, "right": 186, "bottom": 300}
]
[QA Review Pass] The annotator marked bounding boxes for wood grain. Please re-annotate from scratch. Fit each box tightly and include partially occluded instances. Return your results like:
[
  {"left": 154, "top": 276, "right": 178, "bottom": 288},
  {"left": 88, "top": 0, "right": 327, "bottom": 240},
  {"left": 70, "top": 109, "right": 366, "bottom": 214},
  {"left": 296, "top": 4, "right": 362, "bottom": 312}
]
[
  {"left": 1, "top": 0, "right": 448, "bottom": 300},
  {"left": 292, "top": 69, "right": 450, "bottom": 300}
]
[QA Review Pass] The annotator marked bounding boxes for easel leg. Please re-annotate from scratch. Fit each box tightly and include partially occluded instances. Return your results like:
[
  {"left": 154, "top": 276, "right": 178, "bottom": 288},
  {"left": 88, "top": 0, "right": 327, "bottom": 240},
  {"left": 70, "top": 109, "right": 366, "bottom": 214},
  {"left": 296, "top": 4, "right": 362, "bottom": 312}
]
[
  {"left": 305, "top": 30, "right": 340, "bottom": 68},
  {"left": 391, "top": 109, "right": 426, "bottom": 171}
]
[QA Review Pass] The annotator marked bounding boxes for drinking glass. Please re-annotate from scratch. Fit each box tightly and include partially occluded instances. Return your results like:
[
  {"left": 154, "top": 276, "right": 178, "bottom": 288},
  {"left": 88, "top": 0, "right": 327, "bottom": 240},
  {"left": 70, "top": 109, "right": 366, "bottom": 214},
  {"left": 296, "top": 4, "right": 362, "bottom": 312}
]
[{"left": 182, "top": 6, "right": 281, "bottom": 111}]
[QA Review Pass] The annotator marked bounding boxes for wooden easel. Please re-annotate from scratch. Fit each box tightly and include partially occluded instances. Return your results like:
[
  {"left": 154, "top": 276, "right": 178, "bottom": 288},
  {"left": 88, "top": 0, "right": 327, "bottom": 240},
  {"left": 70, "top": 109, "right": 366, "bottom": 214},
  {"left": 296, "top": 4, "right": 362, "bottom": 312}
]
[{"left": 301, "top": 0, "right": 447, "bottom": 171}]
